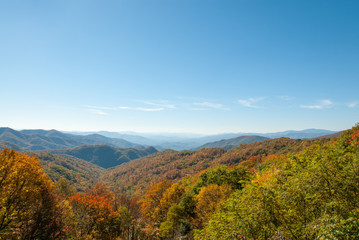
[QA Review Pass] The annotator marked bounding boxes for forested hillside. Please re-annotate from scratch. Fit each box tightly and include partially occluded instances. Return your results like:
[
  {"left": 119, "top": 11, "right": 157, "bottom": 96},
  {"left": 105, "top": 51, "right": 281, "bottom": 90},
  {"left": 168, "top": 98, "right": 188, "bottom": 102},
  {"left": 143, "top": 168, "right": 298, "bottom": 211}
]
[
  {"left": 35, "top": 152, "right": 105, "bottom": 192},
  {"left": 0, "top": 127, "right": 142, "bottom": 151},
  {"left": 194, "top": 135, "right": 269, "bottom": 150},
  {"left": 1, "top": 124, "right": 358, "bottom": 239},
  {"left": 104, "top": 137, "right": 325, "bottom": 196},
  {"left": 50, "top": 145, "right": 158, "bottom": 168}
]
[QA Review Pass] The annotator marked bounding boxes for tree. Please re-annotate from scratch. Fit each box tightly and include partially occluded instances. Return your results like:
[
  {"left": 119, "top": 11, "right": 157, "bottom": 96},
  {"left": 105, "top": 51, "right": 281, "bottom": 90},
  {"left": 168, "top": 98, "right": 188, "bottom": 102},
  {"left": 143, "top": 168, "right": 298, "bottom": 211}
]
[
  {"left": 55, "top": 176, "right": 76, "bottom": 199},
  {"left": 194, "top": 165, "right": 252, "bottom": 192},
  {"left": 157, "top": 183, "right": 185, "bottom": 223},
  {"left": 160, "top": 204, "right": 186, "bottom": 240},
  {"left": 69, "top": 193, "right": 130, "bottom": 239},
  {"left": 197, "top": 125, "right": 359, "bottom": 239},
  {"left": 0, "top": 148, "right": 64, "bottom": 239},
  {"left": 140, "top": 179, "right": 173, "bottom": 225},
  {"left": 194, "top": 184, "right": 232, "bottom": 229}
]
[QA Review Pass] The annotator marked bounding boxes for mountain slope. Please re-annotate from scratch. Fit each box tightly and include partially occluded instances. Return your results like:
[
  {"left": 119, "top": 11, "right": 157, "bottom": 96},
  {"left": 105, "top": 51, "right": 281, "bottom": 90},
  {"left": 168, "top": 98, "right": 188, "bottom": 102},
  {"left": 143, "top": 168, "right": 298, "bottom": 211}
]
[
  {"left": 195, "top": 135, "right": 269, "bottom": 150},
  {"left": 104, "top": 137, "right": 327, "bottom": 196},
  {"left": 34, "top": 152, "right": 105, "bottom": 192},
  {"left": 261, "top": 129, "right": 337, "bottom": 139},
  {"left": 313, "top": 131, "right": 343, "bottom": 139},
  {"left": 50, "top": 145, "right": 158, "bottom": 168},
  {"left": 21, "top": 129, "right": 141, "bottom": 148},
  {"left": 0, "top": 127, "right": 142, "bottom": 151}
]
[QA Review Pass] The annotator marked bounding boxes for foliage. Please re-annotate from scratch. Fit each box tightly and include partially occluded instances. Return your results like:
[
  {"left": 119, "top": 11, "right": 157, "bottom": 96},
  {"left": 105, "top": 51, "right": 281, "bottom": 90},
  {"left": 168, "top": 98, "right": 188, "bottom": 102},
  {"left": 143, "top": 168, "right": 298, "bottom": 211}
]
[
  {"left": 55, "top": 176, "right": 76, "bottom": 198},
  {"left": 194, "top": 165, "right": 252, "bottom": 192},
  {"left": 69, "top": 193, "right": 130, "bottom": 240},
  {"left": 0, "top": 148, "right": 64, "bottom": 239},
  {"left": 194, "top": 184, "right": 232, "bottom": 229},
  {"left": 159, "top": 204, "right": 187, "bottom": 239},
  {"left": 36, "top": 152, "right": 105, "bottom": 192},
  {"left": 196, "top": 135, "right": 269, "bottom": 150},
  {"left": 51, "top": 145, "right": 157, "bottom": 168},
  {"left": 196, "top": 125, "right": 359, "bottom": 239},
  {"left": 1, "top": 124, "right": 356, "bottom": 239},
  {"left": 105, "top": 138, "right": 320, "bottom": 197}
]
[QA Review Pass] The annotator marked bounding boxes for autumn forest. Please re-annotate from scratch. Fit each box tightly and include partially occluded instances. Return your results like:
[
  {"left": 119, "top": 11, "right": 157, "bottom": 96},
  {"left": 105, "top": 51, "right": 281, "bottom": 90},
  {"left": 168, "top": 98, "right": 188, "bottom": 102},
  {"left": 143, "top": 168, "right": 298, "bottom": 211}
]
[{"left": 1, "top": 124, "right": 359, "bottom": 239}]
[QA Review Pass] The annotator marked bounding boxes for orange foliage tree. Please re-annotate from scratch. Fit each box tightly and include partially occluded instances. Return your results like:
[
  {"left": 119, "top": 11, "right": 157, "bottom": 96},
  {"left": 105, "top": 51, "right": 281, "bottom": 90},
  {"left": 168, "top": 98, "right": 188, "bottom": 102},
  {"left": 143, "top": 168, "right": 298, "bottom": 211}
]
[{"left": 69, "top": 192, "right": 130, "bottom": 239}]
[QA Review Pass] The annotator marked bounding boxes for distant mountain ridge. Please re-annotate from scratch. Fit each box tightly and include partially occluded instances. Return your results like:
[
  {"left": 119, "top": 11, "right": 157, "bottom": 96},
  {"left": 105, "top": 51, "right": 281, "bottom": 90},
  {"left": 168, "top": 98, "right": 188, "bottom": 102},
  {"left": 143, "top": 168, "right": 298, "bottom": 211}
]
[
  {"left": 313, "top": 131, "right": 343, "bottom": 139},
  {"left": 195, "top": 135, "right": 269, "bottom": 150},
  {"left": 50, "top": 144, "right": 158, "bottom": 168},
  {"left": 0, "top": 127, "right": 339, "bottom": 152},
  {"left": 261, "top": 129, "right": 338, "bottom": 139},
  {"left": 71, "top": 129, "right": 337, "bottom": 150},
  {"left": 0, "top": 127, "right": 143, "bottom": 151}
]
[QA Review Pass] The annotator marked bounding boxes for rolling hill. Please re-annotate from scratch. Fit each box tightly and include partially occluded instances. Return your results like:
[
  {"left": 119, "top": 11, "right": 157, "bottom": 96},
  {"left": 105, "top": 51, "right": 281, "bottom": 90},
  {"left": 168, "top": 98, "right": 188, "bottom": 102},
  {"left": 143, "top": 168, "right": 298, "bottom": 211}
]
[
  {"left": 195, "top": 135, "right": 269, "bottom": 150},
  {"left": 313, "top": 131, "right": 343, "bottom": 139},
  {"left": 34, "top": 152, "right": 106, "bottom": 192},
  {"left": 103, "top": 137, "right": 327, "bottom": 196},
  {"left": 50, "top": 144, "right": 158, "bottom": 168},
  {"left": 0, "top": 127, "right": 142, "bottom": 151}
]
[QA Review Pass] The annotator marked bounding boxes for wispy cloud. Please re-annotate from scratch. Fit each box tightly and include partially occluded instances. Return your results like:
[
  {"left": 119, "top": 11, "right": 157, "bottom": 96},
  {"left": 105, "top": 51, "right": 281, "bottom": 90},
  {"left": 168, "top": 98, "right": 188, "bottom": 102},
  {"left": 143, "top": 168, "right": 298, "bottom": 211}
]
[
  {"left": 135, "top": 107, "right": 165, "bottom": 112},
  {"left": 87, "top": 108, "right": 109, "bottom": 115},
  {"left": 238, "top": 97, "right": 265, "bottom": 108},
  {"left": 189, "top": 107, "right": 208, "bottom": 111},
  {"left": 85, "top": 105, "right": 118, "bottom": 110},
  {"left": 118, "top": 106, "right": 131, "bottom": 110},
  {"left": 85, "top": 102, "right": 169, "bottom": 114},
  {"left": 277, "top": 96, "right": 295, "bottom": 101},
  {"left": 142, "top": 101, "right": 176, "bottom": 109},
  {"left": 193, "top": 101, "right": 230, "bottom": 110},
  {"left": 300, "top": 99, "right": 333, "bottom": 109},
  {"left": 346, "top": 101, "right": 358, "bottom": 108}
]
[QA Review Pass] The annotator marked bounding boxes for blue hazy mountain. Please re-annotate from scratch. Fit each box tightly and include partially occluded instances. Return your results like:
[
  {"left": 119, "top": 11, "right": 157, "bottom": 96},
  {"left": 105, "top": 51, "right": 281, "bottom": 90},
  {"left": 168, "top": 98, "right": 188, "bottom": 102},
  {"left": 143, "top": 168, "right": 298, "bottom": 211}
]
[{"left": 0, "top": 127, "right": 143, "bottom": 151}]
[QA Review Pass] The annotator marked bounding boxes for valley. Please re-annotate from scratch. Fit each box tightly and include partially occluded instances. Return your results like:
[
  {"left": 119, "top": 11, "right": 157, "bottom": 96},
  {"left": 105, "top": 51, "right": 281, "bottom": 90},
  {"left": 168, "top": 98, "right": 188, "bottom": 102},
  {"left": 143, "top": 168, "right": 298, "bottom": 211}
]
[{"left": 1, "top": 124, "right": 355, "bottom": 240}]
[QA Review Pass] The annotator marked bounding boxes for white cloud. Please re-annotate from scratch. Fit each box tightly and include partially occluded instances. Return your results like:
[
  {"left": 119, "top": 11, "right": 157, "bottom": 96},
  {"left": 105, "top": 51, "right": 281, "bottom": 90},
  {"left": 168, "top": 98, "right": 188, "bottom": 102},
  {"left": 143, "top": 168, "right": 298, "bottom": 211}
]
[
  {"left": 85, "top": 103, "right": 168, "bottom": 113},
  {"left": 85, "top": 105, "right": 117, "bottom": 110},
  {"left": 85, "top": 105, "right": 133, "bottom": 115},
  {"left": 300, "top": 99, "right": 333, "bottom": 109},
  {"left": 117, "top": 106, "right": 131, "bottom": 110},
  {"left": 277, "top": 96, "right": 295, "bottom": 101},
  {"left": 347, "top": 101, "right": 358, "bottom": 108},
  {"left": 237, "top": 97, "right": 265, "bottom": 108},
  {"left": 135, "top": 107, "right": 165, "bottom": 112},
  {"left": 87, "top": 109, "right": 108, "bottom": 115},
  {"left": 193, "top": 101, "right": 230, "bottom": 110},
  {"left": 142, "top": 101, "right": 176, "bottom": 109},
  {"left": 189, "top": 108, "right": 208, "bottom": 111}
]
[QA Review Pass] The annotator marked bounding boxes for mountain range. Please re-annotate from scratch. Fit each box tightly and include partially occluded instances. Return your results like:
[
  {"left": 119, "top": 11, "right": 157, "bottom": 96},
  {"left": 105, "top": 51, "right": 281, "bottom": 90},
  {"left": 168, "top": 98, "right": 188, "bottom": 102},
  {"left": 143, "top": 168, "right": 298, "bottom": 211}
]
[
  {"left": 1, "top": 127, "right": 338, "bottom": 152},
  {"left": 69, "top": 128, "right": 338, "bottom": 150},
  {"left": 0, "top": 126, "right": 343, "bottom": 194},
  {"left": 0, "top": 127, "right": 142, "bottom": 151}
]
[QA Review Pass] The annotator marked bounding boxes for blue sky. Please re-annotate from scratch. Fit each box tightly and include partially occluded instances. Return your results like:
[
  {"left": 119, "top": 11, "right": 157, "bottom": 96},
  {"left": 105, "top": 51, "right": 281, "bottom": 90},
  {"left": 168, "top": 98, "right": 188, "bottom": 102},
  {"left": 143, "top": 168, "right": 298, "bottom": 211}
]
[{"left": 0, "top": 0, "right": 358, "bottom": 134}]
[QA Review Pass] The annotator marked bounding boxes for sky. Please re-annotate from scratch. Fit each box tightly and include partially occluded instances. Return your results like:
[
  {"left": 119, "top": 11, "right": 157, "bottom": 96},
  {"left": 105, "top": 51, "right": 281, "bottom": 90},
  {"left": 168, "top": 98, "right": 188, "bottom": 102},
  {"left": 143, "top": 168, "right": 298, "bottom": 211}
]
[{"left": 0, "top": 0, "right": 358, "bottom": 134}]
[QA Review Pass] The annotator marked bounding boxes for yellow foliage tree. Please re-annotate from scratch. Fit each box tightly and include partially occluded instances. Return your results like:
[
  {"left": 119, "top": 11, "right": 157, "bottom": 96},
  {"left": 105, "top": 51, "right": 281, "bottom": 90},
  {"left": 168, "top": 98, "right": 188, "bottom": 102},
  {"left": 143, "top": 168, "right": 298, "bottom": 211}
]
[
  {"left": 194, "top": 184, "right": 232, "bottom": 229},
  {"left": 157, "top": 183, "right": 185, "bottom": 223},
  {"left": 140, "top": 179, "right": 172, "bottom": 224},
  {"left": 0, "top": 148, "right": 63, "bottom": 239}
]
